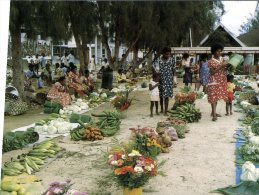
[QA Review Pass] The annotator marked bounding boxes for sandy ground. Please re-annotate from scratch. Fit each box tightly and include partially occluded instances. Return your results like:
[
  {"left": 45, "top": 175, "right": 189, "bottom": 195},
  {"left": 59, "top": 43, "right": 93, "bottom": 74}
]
[{"left": 2, "top": 80, "right": 246, "bottom": 195}]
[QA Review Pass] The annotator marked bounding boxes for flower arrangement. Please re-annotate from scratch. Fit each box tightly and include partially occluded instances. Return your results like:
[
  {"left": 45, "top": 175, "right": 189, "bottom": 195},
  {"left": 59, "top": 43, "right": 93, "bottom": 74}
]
[
  {"left": 108, "top": 149, "right": 158, "bottom": 190},
  {"left": 129, "top": 126, "right": 161, "bottom": 159},
  {"left": 43, "top": 179, "right": 87, "bottom": 195},
  {"left": 111, "top": 90, "right": 133, "bottom": 111},
  {"left": 175, "top": 91, "right": 197, "bottom": 105}
]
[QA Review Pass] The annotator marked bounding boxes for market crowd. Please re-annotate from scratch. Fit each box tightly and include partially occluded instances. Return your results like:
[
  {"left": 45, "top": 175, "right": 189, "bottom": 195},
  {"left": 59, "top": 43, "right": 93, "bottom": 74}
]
[{"left": 150, "top": 44, "right": 235, "bottom": 121}]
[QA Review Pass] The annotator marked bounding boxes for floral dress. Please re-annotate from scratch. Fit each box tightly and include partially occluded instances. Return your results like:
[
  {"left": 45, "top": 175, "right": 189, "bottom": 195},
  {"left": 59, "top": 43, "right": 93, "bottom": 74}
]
[
  {"left": 200, "top": 61, "right": 209, "bottom": 86},
  {"left": 47, "top": 82, "right": 71, "bottom": 107},
  {"left": 156, "top": 57, "right": 175, "bottom": 98},
  {"left": 207, "top": 57, "right": 228, "bottom": 104},
  {"left": 67, "top": 71, "right": 85, "bottom": 97}
]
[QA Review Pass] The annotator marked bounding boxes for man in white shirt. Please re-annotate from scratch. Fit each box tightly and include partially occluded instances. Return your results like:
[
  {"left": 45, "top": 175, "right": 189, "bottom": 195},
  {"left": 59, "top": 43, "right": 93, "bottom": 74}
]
[
  {"left": 61, "top": 52, "right": 69, "bottom": 66},
  {"left": 67, "top": 50, "right": 75, "bottom": 64}
]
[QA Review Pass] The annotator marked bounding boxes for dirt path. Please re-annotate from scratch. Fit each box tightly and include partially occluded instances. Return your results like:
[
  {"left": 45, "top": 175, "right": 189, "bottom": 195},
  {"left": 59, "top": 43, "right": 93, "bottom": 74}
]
[{"left": 2, "top": 82, "right": 242, "bottom": 195}]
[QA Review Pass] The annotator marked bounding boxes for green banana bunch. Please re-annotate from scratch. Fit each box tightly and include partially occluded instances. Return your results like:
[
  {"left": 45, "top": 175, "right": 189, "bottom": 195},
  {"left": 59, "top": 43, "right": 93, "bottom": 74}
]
[
  {"left": 70, "top": 127, "right": 85, "bottom": 141},
  {"left": 92, "top": 110, "right": 121, "bottom": 136},
  {"left": 168, "top": 104, "right": 201, "bottom": 123}
]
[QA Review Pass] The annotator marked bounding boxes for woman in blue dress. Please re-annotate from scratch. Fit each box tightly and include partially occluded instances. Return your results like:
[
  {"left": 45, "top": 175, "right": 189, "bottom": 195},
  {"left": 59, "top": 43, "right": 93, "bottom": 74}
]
[
  {"left": 155, "top": 47, "right": 175, "bottom": 116},
  {"left": 200, "top": 53, "right": 209, "bottom": 93}
]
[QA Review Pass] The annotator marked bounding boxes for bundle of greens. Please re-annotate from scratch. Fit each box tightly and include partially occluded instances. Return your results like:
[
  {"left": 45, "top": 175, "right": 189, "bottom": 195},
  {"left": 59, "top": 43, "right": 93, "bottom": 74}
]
[
  {"left": 43, "top": 101, "right": 62, "bottom": 114},
  {"left": 3, "top": 128, "right": 39, "bottom": 152},
  {"left": 69, "top": 113, "right": 92, "bottom": 123},
  {"left": 239, "top": 143, "right": 259, "bottom": 162}
]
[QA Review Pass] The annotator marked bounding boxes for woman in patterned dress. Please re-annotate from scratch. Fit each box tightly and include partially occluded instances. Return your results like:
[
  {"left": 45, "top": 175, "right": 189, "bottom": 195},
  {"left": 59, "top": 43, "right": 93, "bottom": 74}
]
[
  {"left": 47, "top": 76, "right": 71, "bottom": 107},
  {"left": 156, "top": 47, "right": 175, "bottom": 116},
  {"left": 67, "top": 65, "right": 85, "bottom": 97},
  {"left": 207, "top": 44, "right": 229, "bottom": 121}
]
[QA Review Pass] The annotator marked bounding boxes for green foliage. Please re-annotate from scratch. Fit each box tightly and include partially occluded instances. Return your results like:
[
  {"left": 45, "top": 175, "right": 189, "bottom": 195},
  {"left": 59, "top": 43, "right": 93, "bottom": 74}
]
[
  {"left": 239, "top": 143, "right": 259, "bottom": 162},
  {"left": 212, "top": 181, "right": 259, "bottom": 195},
  {"left": 240, "top": 11, "right": 259, "bottom": 34}
]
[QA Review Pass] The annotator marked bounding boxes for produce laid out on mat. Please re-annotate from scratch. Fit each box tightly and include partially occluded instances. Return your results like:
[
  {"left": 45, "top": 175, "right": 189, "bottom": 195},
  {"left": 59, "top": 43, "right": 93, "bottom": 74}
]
[{"left": 212, "top": 80, "right": 259, "bottom": 195}]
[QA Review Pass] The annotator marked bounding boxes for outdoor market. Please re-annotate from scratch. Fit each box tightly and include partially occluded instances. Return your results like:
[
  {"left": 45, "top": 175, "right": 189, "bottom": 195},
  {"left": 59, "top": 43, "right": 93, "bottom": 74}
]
[{"left": 2, "top": 1, "right": 259, "bottom": 195}]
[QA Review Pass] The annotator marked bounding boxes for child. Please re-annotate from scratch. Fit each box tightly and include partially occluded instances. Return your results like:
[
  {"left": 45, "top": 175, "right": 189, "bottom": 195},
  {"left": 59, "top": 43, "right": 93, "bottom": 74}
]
[
  {"left": 226, "top": 74, "right": 235, "bottom": 116},
  {"left": 149, "top": 73, "right": 160, "bottom": 117}
]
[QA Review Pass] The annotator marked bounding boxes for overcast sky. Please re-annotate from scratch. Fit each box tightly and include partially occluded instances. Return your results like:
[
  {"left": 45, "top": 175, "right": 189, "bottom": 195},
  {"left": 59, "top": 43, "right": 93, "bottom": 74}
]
[{"left": 221, "top": 1, "right": 258, "bottom": 36}]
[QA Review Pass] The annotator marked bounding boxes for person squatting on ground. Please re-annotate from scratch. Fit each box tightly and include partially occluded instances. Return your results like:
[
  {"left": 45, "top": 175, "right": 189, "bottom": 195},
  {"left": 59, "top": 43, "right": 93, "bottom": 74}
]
[
  {"left": 149, "top": 72, "right": 160, "bottom": 117},
  {"left": 207, "top": 43, "right": 229, "bottom": 122},
  {"left": 155, "top": 47, "right": 174, "bottom": 116},
  {"left": 226, "top": 74, "right": 235, "bottom": 116}
]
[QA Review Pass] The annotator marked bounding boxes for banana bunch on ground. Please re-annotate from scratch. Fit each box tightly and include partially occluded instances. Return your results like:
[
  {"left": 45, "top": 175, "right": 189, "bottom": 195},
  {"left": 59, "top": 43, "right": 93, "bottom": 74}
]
[
  {"left": 70, "top": 126, "right": 86, "bottom": 141},
  {"left": 92, "top": 110, "right": 121, "bottom": 136},
  {"left": 1, "top": 180, "right": 27, "bottom": 195},
  {"left": 168, "top": 103, "right": 201, "bottom": 123}
]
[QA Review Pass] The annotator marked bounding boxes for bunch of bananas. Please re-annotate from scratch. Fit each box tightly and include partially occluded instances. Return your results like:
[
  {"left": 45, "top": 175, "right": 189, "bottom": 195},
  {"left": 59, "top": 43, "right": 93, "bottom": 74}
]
[
  {"left": 3, "top": 140, "right": 62, "bottom": 176},
  {"left": 70, "top": 127, "right": 85, "bottom": 141},
  {"left": 242, "top": 116, "right": 254, "bottom": 125},
  {"left": 93, "top": 110, "right": 121, "bottom": 136},
  {"left": 168, "top": 104, "right": 201, "bottom": 123}
]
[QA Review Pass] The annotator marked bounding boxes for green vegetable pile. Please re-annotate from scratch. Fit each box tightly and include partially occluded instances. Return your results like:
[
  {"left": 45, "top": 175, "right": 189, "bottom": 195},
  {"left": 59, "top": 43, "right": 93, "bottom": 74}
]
[
  {"left": 168, "top": 104, "right": 202, "bottom": 123},
  {"left": 239, "top": 143, "right": 259, "bottom": 162},
  {"left": 69, "top": 113, "right": 92, "bottom": 123},
  {"left": 3, "top": 128, "right": 39, "bottom": 153},
  {"left": 43, "top": 101, "right": 62, "bottom": 114},
  {"left": 92, "top": 110, "right": 121, "bottom": 136}
]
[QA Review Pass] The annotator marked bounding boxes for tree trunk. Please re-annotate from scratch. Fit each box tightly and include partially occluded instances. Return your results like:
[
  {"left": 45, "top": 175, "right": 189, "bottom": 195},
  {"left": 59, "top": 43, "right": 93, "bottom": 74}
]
[
  {"left": 133, "top": 45, "right": 139, "bottom": 66},
  {"left": 11, "top": 28, "right": 25, "bottom": 99},
  {"left": 82, "top": 36, "right": 89, "bottom": 72},
  {"left": 73, "top": 31, "right": 85, "bottom": 75},
  {"left": 114, "top": 36, "right": 120, "bottom": 70},
  {"left": 134, "top": 49, "right": 152, "bottom": 68},
  {"left": 147, "top": 51, "right": 153, "bottom": 66}
]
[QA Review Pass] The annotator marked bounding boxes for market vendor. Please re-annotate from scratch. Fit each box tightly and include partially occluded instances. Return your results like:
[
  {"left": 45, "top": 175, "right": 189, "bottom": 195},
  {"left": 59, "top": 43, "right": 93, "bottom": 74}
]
[
  {"left": 117, "top": 69, "right": 136, "bottom": 84},
  {"left": 47, "top": 76, "right": 71, "bottom": 107},
  {"left": 80, "top": 69, "right": 94, "bottom": 94},
  {"left": 67, "top": 65, "right": 85, "bottom": 97}
]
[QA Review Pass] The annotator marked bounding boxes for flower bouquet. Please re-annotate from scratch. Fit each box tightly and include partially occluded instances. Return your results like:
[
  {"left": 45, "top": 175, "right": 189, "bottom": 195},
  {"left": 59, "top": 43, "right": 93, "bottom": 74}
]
[
  {"left": 108, "top": 149, "right": 158, "bottom": 194},
  {"left": 111, "top": 90, "right": 133, "bottom": 111},
  {"left": 129, "top": 126, "right": 161, "bottom": 159},
  {"left": 43, "top": 179, "right": 87, "bottom": 195}
]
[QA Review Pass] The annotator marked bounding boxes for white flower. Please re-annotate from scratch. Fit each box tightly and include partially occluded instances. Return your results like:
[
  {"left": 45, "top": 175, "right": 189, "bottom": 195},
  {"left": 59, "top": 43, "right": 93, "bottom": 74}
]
[
  {"left": 108, "top": 155, "right": 113, "bottom": 159},
  {"left": 150, "top": 164, "right": 155, "bottom": 168},
  {"left": 128, "top": 150, "right": 142, "bottom": 157},
  {"left": 122, "top": 155, "right": 126, "bottom": 159},
  {"left": 53, "top": 188, "right": 63, "bottom": 194},
  {"left": 134, "top": 166, "right": 144, "bottom": 173},
  {"left": 111, "top": 160, "right": 118, "bottom": 166},
  {"left": 145, "top": 166, "right": 152, "bottom": 171}
]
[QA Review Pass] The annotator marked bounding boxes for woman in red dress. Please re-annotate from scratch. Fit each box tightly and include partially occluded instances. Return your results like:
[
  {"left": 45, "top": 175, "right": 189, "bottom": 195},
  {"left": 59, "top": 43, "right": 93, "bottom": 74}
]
[
  {"left": 67, "top": 65, "right": 85, "bottom": 97},
  {"left": 207, "top": 44, "right": 229, "bottom": 121},
  {"left": 47, "top": 76, "right": 71, "bottom": 107}
]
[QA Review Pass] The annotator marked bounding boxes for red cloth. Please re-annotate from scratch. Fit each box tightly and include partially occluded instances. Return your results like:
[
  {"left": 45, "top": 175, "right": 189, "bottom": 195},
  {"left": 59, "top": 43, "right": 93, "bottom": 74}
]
[
  {"left": 207, "top": 57, "right": 228, "bottom": 104},
  {"left": 227, "top": 91, "right": 234, "bottom": 103}
]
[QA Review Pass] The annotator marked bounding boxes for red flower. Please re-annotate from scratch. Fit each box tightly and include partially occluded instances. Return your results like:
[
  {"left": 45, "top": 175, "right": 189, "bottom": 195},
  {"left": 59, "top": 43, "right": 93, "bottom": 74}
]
[{"left": 114, "top": 166, "right": 135, "bottom": 175}]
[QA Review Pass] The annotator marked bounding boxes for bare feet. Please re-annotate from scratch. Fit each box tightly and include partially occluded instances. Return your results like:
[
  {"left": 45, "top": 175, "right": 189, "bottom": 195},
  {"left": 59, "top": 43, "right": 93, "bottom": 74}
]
[
  {"left": 212, "top": 117, "right": 217, "bottom": 121},
  {"left": 211, "top": 113, "right": 222, "bottom": 117},
  {"left": 150, "top": 114, "right": 153, "bottom": 117},
  {"left": 225, "top": 113, "right": 229, "bottom": 116},
  {"left": 230, "top": 112, "right": 233, "bottom": 115}
]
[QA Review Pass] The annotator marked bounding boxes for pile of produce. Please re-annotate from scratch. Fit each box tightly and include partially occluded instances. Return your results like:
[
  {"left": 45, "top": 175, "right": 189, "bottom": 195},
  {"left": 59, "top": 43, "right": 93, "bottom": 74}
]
[
  {"left": 3, "top": 140, "right": 62, "bottom": 176},
  {"left": 238, "top": 91, "right": 258, "bottom": 105},
  {"left": 155, "top": 126, "right": 173, "bottom": 153},
  {"left": 34, "top": 117, "right": 75, "bottom": 135},
  {"left": 1, "top": 180, "right": 27, "bottom": 195},
  {"left": 88, "top": 96, "right": 104, "bottom": 108},
  {"left": 251, "top": 120, "right": 259, "bottom": 136},
  {"left": 59, "top": 99, "right": 89, "bottom": 115},
  {"left": 6, "top": 98, "right": 28, "bottom": 116},
  {"left": 70, "top": 122, "right": 103, "bottom": 141},
  {"left": 175, "top": 92, "right": 197, "bottom": 105},
  {"left": 44, "top": 101, "right": 62, "bottom": 114},
  {"left": 3, "top": 128, "right": 39, "bottom": 153},
  {"left": 239, "top": 143, "right": 259, "bottom": 162},
  {"left": 141, "top": 82, "right": 148, "bottom": 88},
  {"left": 195, "top": 91, "right": 205, "bottom": 99},
  {"left": 69, "top": 113, "right": 92, "bottom": 123},
  {"left": 93, "top": 110, "right": 121, "bottom": 136},
  {"left": 168, "top": 103, "right": 201, "bottom": 123}
]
